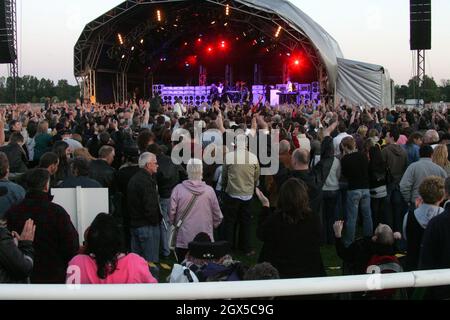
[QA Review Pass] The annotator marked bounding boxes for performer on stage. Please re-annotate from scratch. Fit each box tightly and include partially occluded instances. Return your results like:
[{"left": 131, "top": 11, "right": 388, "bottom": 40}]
[
  {"left": 210, "top": 83, "right": 219, "bottom": 101},
  {"left": 218, "top": 82, "right": 224, "bottom": 96},
  {"left": 286, "top": 78, "right": 293, "bottom": 93}
]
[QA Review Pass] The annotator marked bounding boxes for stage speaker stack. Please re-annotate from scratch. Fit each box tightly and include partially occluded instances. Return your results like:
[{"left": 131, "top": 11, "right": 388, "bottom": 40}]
[
  {"left": 195, "top": 86, "right": 209, "bottom": 106},
  {"left": 152, "top": 84, "right": 164, "bottom": 97},
  {"left": 0, "top": 0, "right": 16, "bottom": 64},
  {"left": 410, "top": 0, "right": 431, "bottom": 50},
  {"left": 311, "top": 82, "right": 320, "bottom": 101},
  {"left": 185, "top": 86, "right": 195, "bottom": 105},
  {"left": 252, "top": 85, "right": 265, "bottom": 105}
]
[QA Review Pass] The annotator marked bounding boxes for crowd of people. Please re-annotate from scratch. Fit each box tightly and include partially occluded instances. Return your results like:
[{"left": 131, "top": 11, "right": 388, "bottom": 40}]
[{"left": 0, "top": 97, "right": 450, "bottom": 299}]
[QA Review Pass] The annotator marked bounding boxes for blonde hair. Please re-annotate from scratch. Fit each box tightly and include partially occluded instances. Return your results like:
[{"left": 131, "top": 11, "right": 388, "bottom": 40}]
[
  {"left": 432, "top": 144, "right": 450, "bottom": 169},
  {"left": 74, "top": 148, "right": 96, "bottom": 161},
  {"left": 357, "top": 125, "right": 368, "bottom": 138}
]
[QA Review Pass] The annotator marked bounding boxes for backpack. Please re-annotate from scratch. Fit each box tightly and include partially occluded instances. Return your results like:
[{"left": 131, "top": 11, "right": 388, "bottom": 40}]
[{"left": 364, "top": 255, "right": 404, "bottom": 299}]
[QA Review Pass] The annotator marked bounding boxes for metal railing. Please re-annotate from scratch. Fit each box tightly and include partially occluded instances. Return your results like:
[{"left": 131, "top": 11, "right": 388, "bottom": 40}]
[{"left": 1, "top": 269, "right": 450, "bottom": 300}]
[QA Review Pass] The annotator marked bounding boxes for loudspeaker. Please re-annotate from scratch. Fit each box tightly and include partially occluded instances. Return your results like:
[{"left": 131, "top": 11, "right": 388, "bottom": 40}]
[
  {"left": 0, "top": 0, "right": 16, "bottom": 63},
  {"left": 410, "top": 0, "right": 431, "bottom": 50},
  {"left": 299, "top": 84, "right": 311, "bottom": 92},
  {"left": 152, "top": 84, "right": 164, "bottom": 96}
]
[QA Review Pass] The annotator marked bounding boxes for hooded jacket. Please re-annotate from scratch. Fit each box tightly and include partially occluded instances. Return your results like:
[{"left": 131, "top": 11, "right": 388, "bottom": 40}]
[
  {"left": 404, "top": 204, "right": 444, "bottom": 271},
  {"left": 169, "top": 180, "right": 223, "bottom": 249},
  {"left": 381, "top": 144, "right": 408, "bottom": 185}
]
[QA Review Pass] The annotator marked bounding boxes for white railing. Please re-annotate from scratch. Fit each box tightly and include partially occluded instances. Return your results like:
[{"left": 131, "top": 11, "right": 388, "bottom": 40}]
[{"left": 1, "top": 269, "right": 450, "bottom": 300}]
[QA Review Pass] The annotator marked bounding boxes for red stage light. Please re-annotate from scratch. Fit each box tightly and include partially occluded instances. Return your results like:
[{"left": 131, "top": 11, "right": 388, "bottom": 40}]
[
  {"left": 220, "top": 41, "right": 226, "bottom": 49},
  {"left": 207, "top": 47, "right": 213, "bottom": 53},
  {"left": 294, "top": 60, "right": 300, "bottom": 65},
  {"left": 186, "top": 55, "right": 197, "bottom": 65},
  {"left": 197, "top": 38, "right": 202, "bottom": 43}
]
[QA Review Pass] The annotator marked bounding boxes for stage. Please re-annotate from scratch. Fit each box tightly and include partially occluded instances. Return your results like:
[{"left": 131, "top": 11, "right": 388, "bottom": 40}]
[{"left": 74, "top": 0, "right": 392, "bottom": 107}]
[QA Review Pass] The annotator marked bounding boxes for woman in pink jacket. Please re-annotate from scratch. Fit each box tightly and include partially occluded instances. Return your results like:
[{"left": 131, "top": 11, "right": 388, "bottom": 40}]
[
  {"left": 66, "top": 213, "right": 158, "bottom": 284},
  {"left": 169, "top": 159, "right": 223, "bottom": 262}
]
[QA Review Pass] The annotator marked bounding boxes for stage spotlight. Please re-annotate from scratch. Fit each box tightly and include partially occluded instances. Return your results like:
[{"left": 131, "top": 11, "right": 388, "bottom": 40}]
[
  {"left": 224, "top": 22, "right": 228, "bottom": 27},
  {"left": 140, "top": 39, "right": 144, "bottom": 44},
  {"left": 207, "top": 47, "right": 213, "bottom": 53},
  {"left": 184, "top": 42, "right": 188, "bottom": 46},
  {"left": 294, "top": 60, "right": 300, "bottom": 65},
  {"left": 131, "top": 46, "right": 135, "bottom": 51},
  {"left": 118, "top": 34, "right": 124, "bottom": 45},
  {"left": 197, "top": 38, "right": 202, "bottom": 43},
  {"left": 211, "top": 21, "right": 216, "bottom": 25},
  {"left": 226, "top": 4, "right": 230, "bottom": 16},
  {"left": 185, "top": 63, "right": 190, "bottom": 67},
  {"left": 220, "top": 41, "right": 226, "bottom": 49},
  {"left": 157, "top": 10, "right": 162, "bottom": 22},
  {"left": 286, "top": 53, "right": 291, "bottom": 56},
  {"left": 121, "top": 54, "right": 125, "bottom": 59},
  {"left": 275, "top": 26, "right": 282, "bottom": 38}
]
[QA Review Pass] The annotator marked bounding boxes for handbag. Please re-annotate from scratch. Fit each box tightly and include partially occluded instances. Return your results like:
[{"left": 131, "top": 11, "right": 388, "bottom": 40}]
[{"left": 169, "top": 194, "right": 199, "bottom": 251}]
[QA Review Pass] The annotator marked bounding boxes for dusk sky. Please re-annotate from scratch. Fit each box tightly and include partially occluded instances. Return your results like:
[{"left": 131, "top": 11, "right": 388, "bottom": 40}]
[{"left": 1, "top": 0, "right": 449, "bottom": 86}]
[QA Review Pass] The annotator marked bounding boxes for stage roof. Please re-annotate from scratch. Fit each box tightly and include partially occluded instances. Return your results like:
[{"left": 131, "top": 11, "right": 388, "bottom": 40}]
[{"left": 74, "top": 0, "right": 343, "bottom": 87}]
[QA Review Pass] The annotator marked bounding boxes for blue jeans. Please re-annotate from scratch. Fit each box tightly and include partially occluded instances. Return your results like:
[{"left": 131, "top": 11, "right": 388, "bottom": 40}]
[
  {"left": 344, "top": 189, "right": 373, "bottom": 247},
  {"left": 131, "top": 225, "right": 161, "bottom": 263},
  {"left": 159, "top": 198, "right": 171, "bottom": 257}
]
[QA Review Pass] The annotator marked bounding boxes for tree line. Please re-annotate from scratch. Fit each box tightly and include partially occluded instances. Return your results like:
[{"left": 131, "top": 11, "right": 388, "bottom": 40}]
[
  {"left": 0, "top": 75, "right": 80, "bottom": 103},
  {"left": 0, "top": 74, "right": 449, "bottom": 104},
  {"left": 395, "top": 76, "right": 450, "bottom": 104}
]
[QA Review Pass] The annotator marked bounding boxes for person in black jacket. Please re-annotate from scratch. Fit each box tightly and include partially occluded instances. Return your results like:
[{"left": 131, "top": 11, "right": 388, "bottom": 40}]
[
  {"left": 6, "top": 169, "right": 79, "bottom": 283},
  {"left": 88, "top": 145, "right": 116, "bottom": 192},
  {"left": 0, "top": 132, "right": 28, "bottom": 175},
  {"left": 255, "top": 179, "right": 325, "bottom": 280},
  {"left": 127, "top": 152, "right": 162, "bottom": 265},
  {"left": 368, "top": 144, "right": 389, "bottom": 228},
  {"left": 52, "top": 141, "right": 72, "bottom": 186},
  {"left": 147, "top": 144, "right": 186, "bottom": 258},
  {"left": 0, "top": 219, "right": 35, "bottom": 283},
  {"left": 341, "top": 136, "right": 373, "bottom": 247},
  {"left": 116, "top": 145, "right": 140, "bottom": 251}
]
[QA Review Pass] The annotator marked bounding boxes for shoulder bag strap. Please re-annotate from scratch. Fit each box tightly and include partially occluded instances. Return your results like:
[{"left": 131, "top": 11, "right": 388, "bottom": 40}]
[{"left": 174, "top": 193, "right": 199, "bottom": 229}]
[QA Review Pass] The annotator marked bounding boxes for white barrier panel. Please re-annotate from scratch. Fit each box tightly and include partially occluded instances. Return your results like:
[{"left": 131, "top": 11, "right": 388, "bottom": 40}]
[
  {"left": 51, "top": 187, "right": 109, "bottom": 244},
  {"left": 1, "top": 270, "right": 450, "bottom": 300}
]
